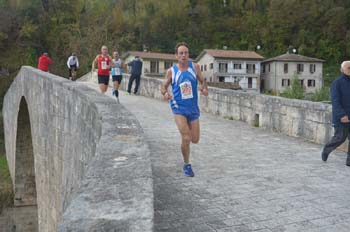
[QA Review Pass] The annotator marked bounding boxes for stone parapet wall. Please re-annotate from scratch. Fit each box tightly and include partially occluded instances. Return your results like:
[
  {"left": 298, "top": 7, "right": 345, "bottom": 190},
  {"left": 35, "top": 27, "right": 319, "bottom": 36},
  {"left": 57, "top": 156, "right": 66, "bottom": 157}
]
[
  {"left": 86, "top": 73, "right": 336, "bottom": 146},
  {"left": 200, "top": 88, "right": 334, "bottom": 144},
  {"left": 3, "top": 67, "right": 153, "bottom": 231}
]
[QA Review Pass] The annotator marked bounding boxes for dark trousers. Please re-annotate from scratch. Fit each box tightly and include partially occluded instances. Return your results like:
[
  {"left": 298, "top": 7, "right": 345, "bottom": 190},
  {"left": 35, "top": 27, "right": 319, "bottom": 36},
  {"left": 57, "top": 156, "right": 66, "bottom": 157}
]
[
  {"left": 127, "top": 74, "right": 141, "bottom": 94},
  {"left": 322, "top": 125, "right": 350, "bottom": 155}
]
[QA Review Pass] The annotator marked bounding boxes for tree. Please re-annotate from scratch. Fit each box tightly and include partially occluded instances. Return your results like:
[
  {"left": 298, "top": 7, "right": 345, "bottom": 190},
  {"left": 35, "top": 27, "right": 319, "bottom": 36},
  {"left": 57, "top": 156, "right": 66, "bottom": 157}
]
[{"left": 281, "top": 74, "right": 304, "bottom": 99}]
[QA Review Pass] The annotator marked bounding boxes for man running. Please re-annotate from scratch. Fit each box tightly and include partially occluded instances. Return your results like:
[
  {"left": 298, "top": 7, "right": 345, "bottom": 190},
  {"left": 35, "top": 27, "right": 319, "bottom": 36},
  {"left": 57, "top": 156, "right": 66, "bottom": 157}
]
[
  {"left": 67, "top": 52, "right": 79, "bottom": 80},
  {"left": 161, "top": 42, "right": 208, "bottom": 177},
  {"left": 111, "top": 51, "right": 125, "bottom": 99},
  {"left": 37, "top": 52, "right": 52, "bottom": 72},
  {"left": 92, "top": 45, "right": 113, "bottom": 93}
]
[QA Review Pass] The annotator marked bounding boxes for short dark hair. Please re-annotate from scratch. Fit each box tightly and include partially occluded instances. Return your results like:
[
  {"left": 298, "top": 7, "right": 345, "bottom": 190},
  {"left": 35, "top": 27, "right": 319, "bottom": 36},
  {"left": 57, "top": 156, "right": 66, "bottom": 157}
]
[{"left": 175, "top": 42, "right": 189, "bottom": 54}]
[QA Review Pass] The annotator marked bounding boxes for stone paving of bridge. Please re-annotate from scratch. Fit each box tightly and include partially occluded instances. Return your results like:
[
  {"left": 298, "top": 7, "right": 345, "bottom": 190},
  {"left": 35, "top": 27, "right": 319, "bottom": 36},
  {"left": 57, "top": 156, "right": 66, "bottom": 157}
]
[{"left": 87, "top": 84, "right": 350, "bottom": 232}]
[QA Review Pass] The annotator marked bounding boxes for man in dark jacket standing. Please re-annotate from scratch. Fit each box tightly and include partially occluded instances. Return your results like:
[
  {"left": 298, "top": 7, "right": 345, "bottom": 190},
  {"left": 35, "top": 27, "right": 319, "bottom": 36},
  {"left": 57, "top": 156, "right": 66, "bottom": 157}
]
[
  {"left": 322, "top": 61, "right": 350, "bottom": 166},
  {"left": 127, "top": 56, "right": 143, "bottom": 95}
]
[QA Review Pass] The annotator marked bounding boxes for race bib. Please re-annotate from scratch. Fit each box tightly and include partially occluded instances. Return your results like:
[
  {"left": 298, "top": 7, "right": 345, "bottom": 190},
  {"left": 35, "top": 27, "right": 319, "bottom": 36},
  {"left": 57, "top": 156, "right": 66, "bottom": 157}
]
[
  {"left": 180, "top": 81, "right": 193, "bottom": 99},
  {"left": 101, "top": 61, "right": 107, "bottom": 70},
  {"left": 114, "top": 68, "right": 121, "bottom": 75}
]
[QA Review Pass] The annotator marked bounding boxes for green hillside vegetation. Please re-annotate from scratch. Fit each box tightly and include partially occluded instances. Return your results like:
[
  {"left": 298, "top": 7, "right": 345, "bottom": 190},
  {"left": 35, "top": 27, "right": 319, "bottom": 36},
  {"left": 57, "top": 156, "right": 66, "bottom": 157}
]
[
  {"left": 0, "top": 76, "right": 15, "bottom": 211},
  {"left": 0, "top": 0, "right": 348, "bottom": 81}
]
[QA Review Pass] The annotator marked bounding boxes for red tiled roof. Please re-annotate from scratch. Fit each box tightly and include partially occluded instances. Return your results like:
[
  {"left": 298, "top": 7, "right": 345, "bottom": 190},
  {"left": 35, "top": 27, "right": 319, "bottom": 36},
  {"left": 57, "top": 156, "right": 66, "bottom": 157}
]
[
  {"left": 123, "top": 51, "right": 177, "bottom": 61},
  {"left": 262, "top": 53, "right": 325, "bottom": 63},
  {"left": 196, "top": 49, "right": 264, "bottom": 61}
]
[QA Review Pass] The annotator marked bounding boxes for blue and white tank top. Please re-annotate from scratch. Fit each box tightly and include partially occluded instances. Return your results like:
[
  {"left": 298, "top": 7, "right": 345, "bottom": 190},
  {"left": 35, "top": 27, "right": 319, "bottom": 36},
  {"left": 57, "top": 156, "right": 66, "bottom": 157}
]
[
  {"left": 111, "top": 59, "right": 123, "bottom": 76},
  {"left": 170, "top": 61, "right": 198, "bottom": 109}
]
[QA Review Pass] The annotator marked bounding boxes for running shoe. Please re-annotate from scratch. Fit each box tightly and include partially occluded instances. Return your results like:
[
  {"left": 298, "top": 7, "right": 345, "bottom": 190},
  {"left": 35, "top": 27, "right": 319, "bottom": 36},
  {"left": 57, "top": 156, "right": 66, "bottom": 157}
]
[{"left": 183, "top": 164, "right": 195, "bottom": 177}]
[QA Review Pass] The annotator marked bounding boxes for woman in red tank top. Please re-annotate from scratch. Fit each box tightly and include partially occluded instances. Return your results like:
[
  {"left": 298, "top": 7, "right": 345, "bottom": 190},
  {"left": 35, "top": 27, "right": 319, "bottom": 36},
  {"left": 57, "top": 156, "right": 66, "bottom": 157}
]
[{"left": 92, "top": 45, "right": 113, "bottom": 93}]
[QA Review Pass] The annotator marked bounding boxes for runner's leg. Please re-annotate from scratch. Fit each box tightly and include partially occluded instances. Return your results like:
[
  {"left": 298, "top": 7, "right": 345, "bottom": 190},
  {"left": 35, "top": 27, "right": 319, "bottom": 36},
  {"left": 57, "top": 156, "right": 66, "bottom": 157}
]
[
  {"left": 113, "top": 81, "right": 119, "bottom": 97},
  {"left": 69, "top": 68, "right": 72, "bottom": 80},
  {"left": 189, "top": 119, "right": 200, "bottom": 144},
  {"left": 175, "top": 115, "right": 192, "bottom": 164}
]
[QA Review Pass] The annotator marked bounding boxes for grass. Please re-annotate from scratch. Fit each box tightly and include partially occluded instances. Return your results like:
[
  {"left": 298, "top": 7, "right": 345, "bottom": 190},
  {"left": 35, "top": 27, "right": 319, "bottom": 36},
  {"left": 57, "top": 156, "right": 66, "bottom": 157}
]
[
  {"left": 0, "top": 155, "right": 14, "bottom": 212},
  {"left": 0, "top": 87, "right": 14, "bottom": 212}
]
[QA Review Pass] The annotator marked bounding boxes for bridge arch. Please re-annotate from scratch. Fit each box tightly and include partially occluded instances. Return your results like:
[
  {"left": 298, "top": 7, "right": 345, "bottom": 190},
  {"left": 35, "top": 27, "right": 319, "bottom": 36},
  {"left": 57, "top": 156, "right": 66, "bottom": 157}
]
[
  {"left": 13, "top": 96, "right": 38, "bottom": 231},
  {"left": 14, "top": 97, "right": 37, "bottom": 207}
]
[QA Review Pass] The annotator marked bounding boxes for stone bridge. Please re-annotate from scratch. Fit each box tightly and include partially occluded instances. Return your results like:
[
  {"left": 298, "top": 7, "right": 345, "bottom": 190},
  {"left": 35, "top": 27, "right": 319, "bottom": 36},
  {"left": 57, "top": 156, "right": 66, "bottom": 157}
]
[
  {"left": 3, "top": 66, "right": 350, "bottom": 231},
  {"left": 2, "top": 67, "right": 153, "bottom": 231}
]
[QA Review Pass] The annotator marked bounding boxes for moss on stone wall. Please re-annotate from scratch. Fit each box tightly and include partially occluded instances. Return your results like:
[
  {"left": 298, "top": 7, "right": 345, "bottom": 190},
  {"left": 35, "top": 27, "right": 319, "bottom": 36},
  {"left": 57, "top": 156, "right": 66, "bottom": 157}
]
[
  {"left": 0, "top": 155, "right": 14, "bottom": 213},
  {"left": 0, "top": 75, "right": 15, "bottom": 213}
]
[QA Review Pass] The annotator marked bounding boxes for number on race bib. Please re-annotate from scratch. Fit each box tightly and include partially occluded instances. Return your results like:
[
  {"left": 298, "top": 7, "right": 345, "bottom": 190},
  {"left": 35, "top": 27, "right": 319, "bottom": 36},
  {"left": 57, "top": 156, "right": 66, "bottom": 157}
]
[
  {"left": 180, "top": 81, "right": 193, "bottom": 99},
  {"left": 101, "top": 61, "right": 107, "bottom": 70},
  {"left": 114, "top": 68, "right": 121, "bottom": 75}
]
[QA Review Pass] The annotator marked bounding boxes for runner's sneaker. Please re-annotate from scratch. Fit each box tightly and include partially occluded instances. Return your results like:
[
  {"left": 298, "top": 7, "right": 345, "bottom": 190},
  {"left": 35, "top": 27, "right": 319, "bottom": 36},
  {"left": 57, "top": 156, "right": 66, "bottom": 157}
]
[{"left": 183, "top": 164, "right": 194, "bottom": 177}]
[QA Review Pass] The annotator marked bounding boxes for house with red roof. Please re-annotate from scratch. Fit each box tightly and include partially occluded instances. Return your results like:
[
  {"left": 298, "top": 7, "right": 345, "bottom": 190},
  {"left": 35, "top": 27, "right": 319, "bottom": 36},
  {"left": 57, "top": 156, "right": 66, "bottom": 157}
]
[
  {"left": 261, "top": 53, "right": 325, "bottom": 94},
  {"left": 195, "top": 49, "right": 264, "bottom": 92}
]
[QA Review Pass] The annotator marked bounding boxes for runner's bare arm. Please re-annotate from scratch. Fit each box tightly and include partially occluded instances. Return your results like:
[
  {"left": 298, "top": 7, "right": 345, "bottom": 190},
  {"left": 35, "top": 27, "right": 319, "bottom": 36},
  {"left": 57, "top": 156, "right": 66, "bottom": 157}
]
[
  {"left": 109, "top": 56, "right": 115, "bottom": 68},
  {"left": 194, "top": 63, "right": 208, "bottom": 96},
  {"left": 161, "top": 69, "right": 172, "bottom": 100},
  {"left": 92, "top": 55, "right": 99, "bottom": 71}
]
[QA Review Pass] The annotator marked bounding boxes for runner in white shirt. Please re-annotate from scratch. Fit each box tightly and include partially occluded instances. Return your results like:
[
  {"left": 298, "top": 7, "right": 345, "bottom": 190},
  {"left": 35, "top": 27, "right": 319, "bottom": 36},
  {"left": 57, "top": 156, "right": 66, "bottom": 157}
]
[
  {"left": 111, "top": 51, "right": 125, "bottom": 99},
  {"left": 67, "top": 53, "right": 79, "bottom": 80}
]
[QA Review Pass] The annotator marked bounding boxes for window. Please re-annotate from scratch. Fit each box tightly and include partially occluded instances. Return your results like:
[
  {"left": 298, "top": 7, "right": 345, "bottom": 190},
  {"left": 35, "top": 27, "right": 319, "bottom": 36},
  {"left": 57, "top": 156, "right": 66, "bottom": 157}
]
[
  {"left": 284, "top": 63, "right": 288, "bottom": 73},
  {"left": 234, "top": 63, "right": 242, "bottom": 69},
  {"left": 246, "top": 64, "right": 256, "bottom": 74},
  {"left": 210, "top": 63, "right": 213, "bottom": 69},
  {"left": 201, "top": 65, "right": 203, "bottom": 71},
  {"left": 204, "top": 65, "right": 207, "bottom": 71},
  {"left": 262, "top": 64, "right": 265, "bottom": 73},
  {"left": 297, "top": 64, "right": 304, "bottom": 73},
  {"left": 150, "top": 61, "right": 159, "bottom": 73},
  {"left": 164, "top": 61, "right": 172, "bottom": 70},
  {"left": 219, "top": 63, "right": 228, "bottom": 73},
  {"left": 268, "top": 64, "right": 271, "bottom": 72},
  {"left": 310, "top": 64, "right": 316, "bottom": 73},
  {"left": 248, "top": 77, "right": 253, "bottom": 88},
  {"left": 219, "top": 76, "right": 225, "bottom": 82},
  {"left": 282, "top": 79, "right": 290, "bottom": 87},
  {"left": 307, "top": 79, "right": 315, "bottom": 87},
  {"left": 300, "top": 79, "right": 304, "bottom": 87}
]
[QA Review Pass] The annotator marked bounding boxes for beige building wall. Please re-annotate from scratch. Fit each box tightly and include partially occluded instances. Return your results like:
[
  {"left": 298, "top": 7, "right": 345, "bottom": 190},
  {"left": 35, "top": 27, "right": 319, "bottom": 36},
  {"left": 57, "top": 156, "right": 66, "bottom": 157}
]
[
  {"left": 262, "top": 61, "right": 323, "bottom": 94},
  {"left": 123, "top": 55, "right": 175, "bottom": 77},
  {"left": 197, "top": 53, "right": 261, "bottom": 92},
  {"left": 197, "top": 53, "right": 215, "bottom": 82}
]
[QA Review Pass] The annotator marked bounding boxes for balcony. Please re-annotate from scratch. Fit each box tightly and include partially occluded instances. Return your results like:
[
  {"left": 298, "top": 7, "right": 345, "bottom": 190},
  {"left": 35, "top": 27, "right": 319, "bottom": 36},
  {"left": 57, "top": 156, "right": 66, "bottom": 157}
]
[
  {"left": 218, "top": 68, "right": 228, "bottom": 73},
  {"left": 246, "top": 69, "right": 256, "bottom": 74}
]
